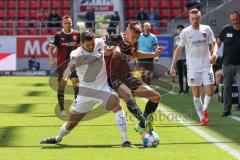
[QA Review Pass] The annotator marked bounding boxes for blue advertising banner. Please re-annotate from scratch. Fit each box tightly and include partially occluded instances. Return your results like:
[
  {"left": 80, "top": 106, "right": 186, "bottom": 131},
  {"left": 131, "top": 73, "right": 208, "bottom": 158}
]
[{"left": 157, "top": 36, "right": 173, "bottom": 58}]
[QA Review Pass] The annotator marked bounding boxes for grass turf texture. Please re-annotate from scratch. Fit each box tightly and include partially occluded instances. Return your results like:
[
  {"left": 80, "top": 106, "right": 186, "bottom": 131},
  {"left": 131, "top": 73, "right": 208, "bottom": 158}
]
[{"left": 0, "top": 76, "right": 239, "bottom": 160}]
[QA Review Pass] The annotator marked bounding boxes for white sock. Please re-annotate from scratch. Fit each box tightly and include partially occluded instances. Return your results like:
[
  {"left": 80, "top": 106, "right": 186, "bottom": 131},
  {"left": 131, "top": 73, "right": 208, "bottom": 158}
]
[
  {"left": 193, "top": 96, "right": 204, "bottom": 121},
  {"left": 203, "top": 95, "right": 212, "bottom": 111},
  {"left": 115, "top": 109, "right": 128, "bottom": 143},
  {"left": 56, "top": 122, "right": 70, "bottom": 142}
]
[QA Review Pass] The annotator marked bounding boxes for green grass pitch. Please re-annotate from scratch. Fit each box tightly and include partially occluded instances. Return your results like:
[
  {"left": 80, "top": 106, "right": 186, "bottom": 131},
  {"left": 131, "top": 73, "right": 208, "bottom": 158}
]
[{"left": 0, "top": 76, "right": 240, "bottom": 160}]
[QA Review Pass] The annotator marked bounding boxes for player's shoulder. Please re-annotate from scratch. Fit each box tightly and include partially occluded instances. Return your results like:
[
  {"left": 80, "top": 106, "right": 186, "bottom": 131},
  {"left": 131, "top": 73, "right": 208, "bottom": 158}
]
[
  {"left": 180, "top": 26, "right": 191, "bottom": 36},
  {"left": 149, "top": 33, "right": 157, "bottom": 38},
  {"left": 72, "top": 30, "right": 80, "bottom": 34},
  {"left": 55, "top": 30, "right": 62, "bottom": 36},
  {"left": 70, "top": 48, "right": 81, "bottom": 57}
]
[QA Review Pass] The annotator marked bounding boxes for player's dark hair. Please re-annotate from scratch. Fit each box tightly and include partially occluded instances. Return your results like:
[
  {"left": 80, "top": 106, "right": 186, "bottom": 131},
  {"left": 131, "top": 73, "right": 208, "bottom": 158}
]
[
  {"left": 62, "top": 15, "right": 72, "bottom": 21},
  {"left": 177, "top": 24, "right": 184, "bottom": 29},
  {"left": 189, "top": 8, "right": 200, "bottom": 14},
  {"left": 80, "top": 30, "right": 94, "bottom": 43},
  {"left": 127, "top": 21, "right": 142, "bottom": 34},
  {"left": 230, "top": 11, "right": 240, "bottom": 16}
]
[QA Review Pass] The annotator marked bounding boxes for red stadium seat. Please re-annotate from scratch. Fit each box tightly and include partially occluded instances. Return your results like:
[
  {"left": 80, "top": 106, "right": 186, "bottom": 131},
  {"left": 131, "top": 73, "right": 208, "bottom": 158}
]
[
  {"left": 170, "top": 9, "right": 179, "bottom": 18},
  {"left": 29, "top": 10, "right": 38, "bottom": 19},
  {"left": 137, "top": 0, "right": 145, "bottom": 8},
  {"left": 125, "top": 0, "right": 134, "bottom": 8},
  {"left": 5, "top": 29, "right": 14, "bottom": 35},
  {"left": 0, "top": 9, "right": 4, "bottom": 19},
  {"left": 126, "top": 9, "right": 135, "bottom": 19},
  {"left": 40, "top": 29, "right": 49, "bottom": 35},
  {"left": 0, "top": 20, "right": 4, "bottom": 28},
  {"left": 159, "top": 0, "right": 168, "bottom": 8},
  {"left": 0, "top": 1, "right": 4, "bottom": 9},
  {"left": 62, "top": 9, "right": 71, "bottom": 16},
  {"left": 7, "top": 0, "right": 15, "bottom": 9},
  {"left": 28, "top": 28, "right": 39, "bottom": 35},
  {"left": 181, "top": 0, "right": 189, "bottom": 10},
  {"left": 151, "top": 28, "right": 160, "bottom": 35},
  {"left": 51, "top": 0, "right": 61, "bottom": 9},
  {"left": 17, "top": 20, "right": 27, "bottom": 28},
  {"left": 49, "top": 29, "right": 58, "bottom": 35},
  {"left": 160, "top": 19, "right": 169, "bottom": 27},
  {"left": 18, "top": 1, "right": 27, "bottom": 9},
  {"left": 40, "top": 0, "right": 49, "bottom": 8},
  {"left": 159, "top": 9, "right": 169, "bottom": 18},
  {"left": 62, "top": 0, "right": 71, "bottom": 9},
  {"left": 170, "top": 0, "right": 179, "bottom": 8},
  {"left": 17, "top": 29, "right": 27, "bottom": 35},
  {"left": 29, "top": 1, "right": 38, "bottom": 9},
  {"left": 6, "top": 20, "right": 14, "bottom": 28},
  {"left": 182, "top": 10, "right": 189, "bottom": 18},
  {"left": 7, "top": 10, "right": 16, "bottom": 19},
  {"left": 18, "top": 10, "right": 28, "bottom": 18},
  {"left": 0, "top": 29, "right": 4, "bottom": 35},
  {"left": 148, "top": 0, "right": 157, "bottom": 8}
]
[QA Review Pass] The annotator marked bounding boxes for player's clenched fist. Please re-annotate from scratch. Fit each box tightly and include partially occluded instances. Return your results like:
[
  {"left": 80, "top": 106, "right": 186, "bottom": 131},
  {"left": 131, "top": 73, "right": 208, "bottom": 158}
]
[
  {"left": 170, "top": 67, "right": 176, "bottom": 77},
  {"left": 209, "top": 54, "right": 217, "bottom": 64},
  {"left": 154, "top": 46, "right": 165, "bottom": 57}
]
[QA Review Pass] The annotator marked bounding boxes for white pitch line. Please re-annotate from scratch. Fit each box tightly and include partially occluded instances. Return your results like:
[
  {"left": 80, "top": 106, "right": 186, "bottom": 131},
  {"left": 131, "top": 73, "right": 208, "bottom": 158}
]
[
  {"left": 229, "top": 115, "right": 240, "bottom": 122},
  {"left": 141, "top": 98, "right": 240, "bottom": 160}
]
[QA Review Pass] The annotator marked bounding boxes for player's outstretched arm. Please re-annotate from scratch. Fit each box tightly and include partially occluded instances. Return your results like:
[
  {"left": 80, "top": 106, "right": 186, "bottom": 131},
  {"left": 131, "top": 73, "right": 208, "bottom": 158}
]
[
  {"left": 135, "top": 46, "right": 165, "bottom": 59},
  {"left": 47, "top": 45, "right": 57, "bottom": 69},
  {"left": 209, "top": 41, "right": 218, "bottom": 64},
  {"left": 170, "top": 46, "right": 182, "bottom": 77}
]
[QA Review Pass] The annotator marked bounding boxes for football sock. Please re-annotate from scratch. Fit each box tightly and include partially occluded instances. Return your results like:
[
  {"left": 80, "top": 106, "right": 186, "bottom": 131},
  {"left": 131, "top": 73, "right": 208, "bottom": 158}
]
[
  {"left": 193, "top": 96, "right": 204, "bottom": 120},
  {"left": 57, "top": 90, "right": 65, "bottom": 111},
  {"left": 73, "top": 86, "right": 79, "bottom": 99},
  {"left": 126, "top": 99, "right": 146, "bottom": 128},
  {"left": 143, "top": 100, "right": 158, "bottom": 119},
  {"left": 56, "top": 123, "right": 70, "bottom": 142},
  {"left": 203, "top": 95, "right": 212, "bottom": 111},
  {"left": 115, "top": 109, "right": 128, "bottom": 143}
]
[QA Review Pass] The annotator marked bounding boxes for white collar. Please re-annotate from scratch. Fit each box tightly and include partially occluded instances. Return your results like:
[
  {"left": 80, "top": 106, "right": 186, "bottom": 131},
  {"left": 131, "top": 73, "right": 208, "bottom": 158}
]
[{"left": 62, "top": 29, "right": 73, "bottom": 35}]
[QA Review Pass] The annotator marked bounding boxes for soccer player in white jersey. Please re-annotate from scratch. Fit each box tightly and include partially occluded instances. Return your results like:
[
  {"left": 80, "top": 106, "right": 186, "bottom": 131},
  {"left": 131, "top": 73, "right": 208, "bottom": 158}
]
[
  {"left": 170, "top": 8, "right": 218, "bottom": 126},
  {"left": 41, "top": 30, "right": 134, "bottom": 147}
]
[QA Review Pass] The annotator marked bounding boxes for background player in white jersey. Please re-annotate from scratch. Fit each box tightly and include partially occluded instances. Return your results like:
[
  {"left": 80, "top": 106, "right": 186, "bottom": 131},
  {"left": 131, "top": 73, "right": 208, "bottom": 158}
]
[
  {"left": 41, "top": 30, "right": 134, "bottom": 147},
  {"left": 170, "top": 8, "right": 218, "bottom": 126}
]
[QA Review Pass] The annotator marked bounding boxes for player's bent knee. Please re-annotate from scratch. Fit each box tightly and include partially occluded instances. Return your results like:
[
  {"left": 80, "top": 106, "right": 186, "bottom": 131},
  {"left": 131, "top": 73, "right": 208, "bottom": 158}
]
[
  {"left": 106, "top": 94, "right": 119, "bottom": 111},
  {"left": 150, "top": 91, "right": 161, "bottom": 103}
]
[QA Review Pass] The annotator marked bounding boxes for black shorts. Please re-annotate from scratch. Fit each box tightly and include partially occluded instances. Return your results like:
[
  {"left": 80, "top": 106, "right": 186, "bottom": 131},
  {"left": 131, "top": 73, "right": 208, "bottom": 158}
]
[
  {"left": 56, "top": 67, "right": 78, "bottom": 81},
  {"left": 138, "top": 58, "right": 154, "bottom": 71},
  {"left": 108, "top": 72, "right": 144, "bottom": 93}
]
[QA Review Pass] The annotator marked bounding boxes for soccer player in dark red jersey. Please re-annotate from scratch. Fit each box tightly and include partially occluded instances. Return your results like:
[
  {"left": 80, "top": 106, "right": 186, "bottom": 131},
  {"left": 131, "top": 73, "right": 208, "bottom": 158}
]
[
  {"left": 104, "top": 21, "right": 165, "bottom": 134},
  {"left": 48, "top": 15, "right": 80, "bottom": 116}
]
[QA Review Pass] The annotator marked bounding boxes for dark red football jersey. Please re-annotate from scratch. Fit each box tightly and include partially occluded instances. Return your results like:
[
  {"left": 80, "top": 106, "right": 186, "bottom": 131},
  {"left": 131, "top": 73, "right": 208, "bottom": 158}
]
[
  {"left": 104, "top": 34, "right": 137, "bottom": 77},
  {"left": 49, "top": 29, "right": 80, "bottom": 67}
]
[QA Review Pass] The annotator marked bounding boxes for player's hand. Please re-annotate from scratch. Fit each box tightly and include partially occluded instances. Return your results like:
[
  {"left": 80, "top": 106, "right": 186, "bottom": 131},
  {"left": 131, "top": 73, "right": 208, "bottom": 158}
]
[
  {"left": 50, "top": 60, "right": 57, "bottom": 69},
  {"left": 170, "top": 66, "right": 176, "bottom": 77},
  {"left": 154, "top": 46, "right": 165, "bottom": 57},
  {"left": 210, "top": 54, "right": 217, "bottom": 64},
  {"left": 104, "top": 45, "right": 115, "bottom": 56},
  {"left": 59, "top": 79, "right": 67, "bottom": 90}
]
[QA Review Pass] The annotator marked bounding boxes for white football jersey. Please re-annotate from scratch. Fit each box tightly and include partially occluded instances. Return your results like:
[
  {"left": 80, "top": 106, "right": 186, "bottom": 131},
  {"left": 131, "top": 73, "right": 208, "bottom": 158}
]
[
  {"left": 177, "top": 25, "right": 215, "bottom": 72},
  {"left": 70, "top": 38, "right": 107, "bottom": 88}
]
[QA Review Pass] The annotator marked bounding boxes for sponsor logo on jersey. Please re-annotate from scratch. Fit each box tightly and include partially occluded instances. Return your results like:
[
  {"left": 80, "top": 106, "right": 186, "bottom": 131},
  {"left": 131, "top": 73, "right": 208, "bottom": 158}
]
[
  {"left": 190, "top": 78, "right": 195, "bottom": 84},
  {"left": 203, "top": 33, "right": 207, "bottom": 38},
  {"left": 73, "top": 35, "right": 77, "bottom": 41}
]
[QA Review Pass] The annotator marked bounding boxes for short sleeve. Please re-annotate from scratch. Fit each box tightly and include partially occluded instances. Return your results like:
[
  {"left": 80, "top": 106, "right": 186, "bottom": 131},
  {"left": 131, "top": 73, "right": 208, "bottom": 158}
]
[
  {"left": 152, "top": 35, "right": 158, "bottom": 47},
  {"left": 219, "top": 27, "right": 227, "bottom": 42},
  {"left": 207, "top": 27, "right": 216, "bottom": 44},
  {"left": 49, "top": 33, "right": 59, "bottom": 47},
  {"left": 177, "top": 31, "right": 185, "bottom": 47}
]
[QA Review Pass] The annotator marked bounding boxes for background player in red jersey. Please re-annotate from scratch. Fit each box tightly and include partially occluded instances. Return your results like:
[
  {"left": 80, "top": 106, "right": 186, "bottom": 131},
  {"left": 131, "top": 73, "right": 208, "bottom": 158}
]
[{"left": 48, "top": 15, "right": 81, "bottom": 116}]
